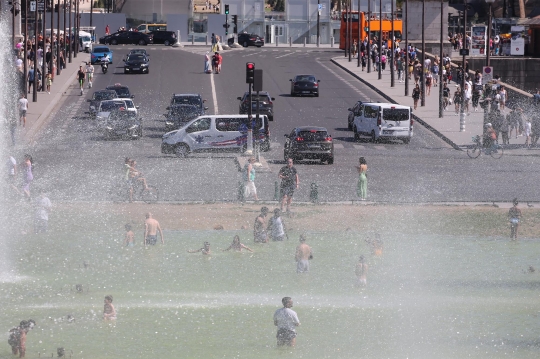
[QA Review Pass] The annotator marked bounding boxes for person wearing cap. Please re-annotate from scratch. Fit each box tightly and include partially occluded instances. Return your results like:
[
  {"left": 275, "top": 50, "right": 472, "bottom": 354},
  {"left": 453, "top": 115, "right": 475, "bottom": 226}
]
[{"left": 508, "top": 199, "right": 522, "bottom": 240}]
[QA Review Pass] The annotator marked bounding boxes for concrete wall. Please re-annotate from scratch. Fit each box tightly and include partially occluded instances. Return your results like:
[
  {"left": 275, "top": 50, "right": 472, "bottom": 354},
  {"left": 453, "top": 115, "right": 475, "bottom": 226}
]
[
  {"left": 166, "top": 14, "right": 189, "bottom": 40},
  {"left": 80, "top": 13, "right": 126, "bottom": 40},
  {"left": 464, "top": 57, "right": 540, "bottom": 94}
]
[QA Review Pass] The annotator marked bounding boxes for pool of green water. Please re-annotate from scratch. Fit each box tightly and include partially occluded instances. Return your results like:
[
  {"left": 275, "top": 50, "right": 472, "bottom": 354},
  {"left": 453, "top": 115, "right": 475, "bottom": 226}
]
[{"left": 2, "top": 228, "right": 540, "bottom": 359}]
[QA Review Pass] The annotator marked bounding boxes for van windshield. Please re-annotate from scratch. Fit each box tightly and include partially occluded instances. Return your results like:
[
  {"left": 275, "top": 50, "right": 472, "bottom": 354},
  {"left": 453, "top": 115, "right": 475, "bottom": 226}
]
[{"left": 383, "top": 108, "right": 409, "bottom": 122}]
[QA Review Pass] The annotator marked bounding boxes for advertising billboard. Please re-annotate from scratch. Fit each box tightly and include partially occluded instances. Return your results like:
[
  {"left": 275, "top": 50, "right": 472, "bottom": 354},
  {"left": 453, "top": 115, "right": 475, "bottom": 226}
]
[
  {"left": 471, "top": 25, "right": 487, "bottom": 57},
  {"left": 510, "top": 26, "right": 525, "bottom": 56}
]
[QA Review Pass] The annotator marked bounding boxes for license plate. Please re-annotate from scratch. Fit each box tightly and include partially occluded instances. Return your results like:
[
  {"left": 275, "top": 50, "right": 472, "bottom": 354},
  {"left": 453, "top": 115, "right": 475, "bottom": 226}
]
[
  {"left": 308, "top": 144, "right": 321, "bottom": 149},
  {"left": 302, "top": 91, "right": 310, "bottom": 93},
  {"left": 382, "top": 130, "right": 393, "bottom": 135},
  {"left": 133, "top": 68, "right": 140, "bottom": 71}
]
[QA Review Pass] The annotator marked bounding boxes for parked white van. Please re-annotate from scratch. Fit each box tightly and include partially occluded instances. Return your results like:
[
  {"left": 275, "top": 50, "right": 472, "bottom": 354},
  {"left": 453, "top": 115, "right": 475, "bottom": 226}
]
[
  {"left": 351, "top": 102, "right": 413, "bottom": 144},
  {"left": 79, "top": 30, "right": 93, "bottom": 53},
  {"left": 161, "top": 115, "right": 270, "bottom": 157}
]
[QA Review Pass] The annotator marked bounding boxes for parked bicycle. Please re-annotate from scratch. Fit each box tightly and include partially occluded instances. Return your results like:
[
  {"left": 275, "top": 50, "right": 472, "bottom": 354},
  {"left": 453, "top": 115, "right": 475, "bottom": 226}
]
[
  {"left": 466, "top": 135, "right": 504, "bottom": 159},
  {"left": 109, "top": 178, "right": 159, "bottom": 203}
]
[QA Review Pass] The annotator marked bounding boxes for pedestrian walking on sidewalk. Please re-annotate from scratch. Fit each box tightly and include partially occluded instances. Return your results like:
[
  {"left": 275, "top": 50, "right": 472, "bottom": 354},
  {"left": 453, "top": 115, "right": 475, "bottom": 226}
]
[
  {"left": 27, "top": 66, "right": 35, "bottom": 94},
  {"left": 355, "top": 157, "right": 368, "bottom": 200},
  {"left": 45, "top": 73, "right": 52, "bottom": 94},
  {"left": 18, "top": 94, "right": 28, "bottom": 127},
  {"left": 499, "top": 86, "right": 507, "bottom": 111},
  {"left": 500, "top": 112, "right": 510, "bottom": 145},
  {"left": 425, "top": 72, "right": 433, "bottom": 96},
  {"left": 351, "top": 40, "right": 357, "bottom": 58},
  {"left": 524, "top": 118, "right": 532, "bottom": 148},
  {"left": 443, "top": 83, "right": 450, "bottom": 110},
  {"left": 397, "top": 56, "right": 404, "bottom": 82},
  {"left": 77, "top": 66, "right": 85, "bottom": 95},
  {"left": 361, "top": 52, "right": 366, "bottom": 71},
  {"left": 453, "top": 86, "right": 462, "bottom": 115},
  {"left": 242, "top": 157, "right": 259, "bottom": 201},
  {"left": 412, "top": 84, "right": 421, "bottom": 110}
]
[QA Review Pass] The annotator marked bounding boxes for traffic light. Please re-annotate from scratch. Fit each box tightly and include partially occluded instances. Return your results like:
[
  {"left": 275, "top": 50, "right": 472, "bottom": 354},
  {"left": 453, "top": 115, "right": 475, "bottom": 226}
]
[
  {"left": 232, "top": 15, "right": 238, "bottom": 33},
  {"left": 246, "top": 62, "right": 255, "bottom": 84},
  {"left": 225, "top": 4, "right": 229, "bottom": 14}
]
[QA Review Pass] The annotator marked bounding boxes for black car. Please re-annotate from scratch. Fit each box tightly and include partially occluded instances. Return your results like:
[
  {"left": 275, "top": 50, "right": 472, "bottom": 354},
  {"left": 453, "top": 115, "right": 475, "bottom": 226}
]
[
  {"left": 169, "top": 94, "right": 208, "bottom": 112},
  {"left": 87, "top": 90, "right": 118, "bottom": 116},
  {"left": 347, "top": 101, "right": 363, "bottom": 130},
  {"left": 163, "top": 104, "right": 204, "bottom": 131},
  {"left": 290, "top": 75, "right": 320, "bottom": 97},
  {"left": 228, "top": 33, "right": 264, "bottom": 47},
  {"left": 237, "top": 91, "right": 275, "bottom": 121},
  {"left": 99, "top": 31, "right": 153, "bottom": 46},
  {"left": 103, "top": 110, "right": 143, "bottom": 140},
  {"left": 283, "top": 126, "right": 334, "bottom": 164},
  {"left": 124, "top": 53, "right": 150, "bottom": 74},
  {"left": 148, "top": 31, "right": 177, "bottom": 46},
  {"left": 128, "top": 49, "right": 150, "bottom": 57},
  {"left": 106, "top": 84, "right": 134, "bottom": 99}
]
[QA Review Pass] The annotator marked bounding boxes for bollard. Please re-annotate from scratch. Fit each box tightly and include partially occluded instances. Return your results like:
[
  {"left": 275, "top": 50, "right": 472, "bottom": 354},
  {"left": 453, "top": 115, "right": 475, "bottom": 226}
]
[
  {"left": 276, "top": 36, "right": 279, "bottom": 47},
  {"left": 459, "top": 112, "right": 466, "bottom": 132},
  {"left": 274, "top": 181, "right": 280, "bottom": 201},
  {"left": 304, "top": 37, "right": 306, "bottom": 47},
  {"left": 206, "top": 35, "right": 208, "bottom": 46},
  {"left": 310, "top": 183, "right": 319, "bottom": 203},
  {"left": 192, "top": 34, "right": 195, "bottom": 45},
  {"left": 289, "top": 36, "right": 292, "bottom": 47},
  {"left": 331, "top": 37, "right": 334, "bottom": 48},
  {"left": 238, "top": 181, "right": 245, "bottom": 203}
]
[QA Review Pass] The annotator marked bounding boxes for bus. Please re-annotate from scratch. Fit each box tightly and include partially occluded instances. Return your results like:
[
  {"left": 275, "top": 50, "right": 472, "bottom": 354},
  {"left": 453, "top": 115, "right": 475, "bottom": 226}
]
[{"left": 340, "top": 11, "right": 402, "bottom": 50}]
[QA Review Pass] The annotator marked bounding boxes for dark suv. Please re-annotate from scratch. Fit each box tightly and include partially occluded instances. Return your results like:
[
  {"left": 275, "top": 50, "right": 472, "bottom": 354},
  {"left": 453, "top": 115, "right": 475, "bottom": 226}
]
[
  {"left": 148, "top": 31, "right": 177, "bottom": 46},
  {"left": 169, "top": 93, "right": 208, "bottom": 113},
  {"left": 283, "top": 126, "right": 334, "bottom": 164},
  {"left": 228, "top": 33, "right": 264, "bottom": 47},
  {"left": 237, "top": 91, "right": 275, "bottom": 121},
  {"left": 106, "top": 84, "right": 134, "bottom": 99}
]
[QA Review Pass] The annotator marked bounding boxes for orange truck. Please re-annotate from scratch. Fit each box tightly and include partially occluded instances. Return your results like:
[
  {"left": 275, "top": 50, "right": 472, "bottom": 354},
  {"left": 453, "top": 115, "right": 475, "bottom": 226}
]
[{"left": 340, "top": 11, "right": 402, "bottom": 50}]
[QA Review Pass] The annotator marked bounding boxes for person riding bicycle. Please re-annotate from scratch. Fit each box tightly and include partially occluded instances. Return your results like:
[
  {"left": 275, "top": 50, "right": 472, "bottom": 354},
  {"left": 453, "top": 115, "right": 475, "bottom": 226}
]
[
  {"left": 483, "top": 123, "right": 497, "bottom": 153},
  {"left": 127, "top": 159, "right": 148, "bottom": 202}
]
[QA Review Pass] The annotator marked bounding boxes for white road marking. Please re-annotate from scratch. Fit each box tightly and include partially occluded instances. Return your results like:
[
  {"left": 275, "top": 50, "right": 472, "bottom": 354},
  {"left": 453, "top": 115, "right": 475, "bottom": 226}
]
[
  {"left": 373, "top": 145, "right": 386, "bottom": 150},
  {"left": 333, "top": 143, "right": 344, "bottom": 149},
  {"left": 315, "top": 58, "right": 367, "bottom": 98},
  {"left": 210, "top": 72, "right": 219, "bottom": 114},
  {"left": 353, "top": 145, "right": 365, "bottom": 150},
  {"left": 275, "top": 52, "right": 294, "bottom": 59}
]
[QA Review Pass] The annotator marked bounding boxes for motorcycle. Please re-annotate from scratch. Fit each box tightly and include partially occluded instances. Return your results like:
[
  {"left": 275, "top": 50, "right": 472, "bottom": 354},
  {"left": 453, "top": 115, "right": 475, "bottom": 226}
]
[{"left": 101, "top": 60, "right": 109, "bottom": 74}]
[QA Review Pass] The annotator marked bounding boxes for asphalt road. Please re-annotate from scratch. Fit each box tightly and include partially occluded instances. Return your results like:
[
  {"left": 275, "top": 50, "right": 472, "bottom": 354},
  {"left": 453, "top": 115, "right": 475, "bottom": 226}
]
[{"left": 29, "top": 46, "right": 540, "bottom": 203}]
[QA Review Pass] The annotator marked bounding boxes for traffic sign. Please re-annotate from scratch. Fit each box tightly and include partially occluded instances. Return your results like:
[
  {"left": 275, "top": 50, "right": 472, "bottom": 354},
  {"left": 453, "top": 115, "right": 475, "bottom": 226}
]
[
  {"left": 37, "top": 0, "right": 44, "bottom": 11},
  {"left": 30, "top": 1, "right": 36, "bottom": 11},
  {"left": 482, "top": 66, "right": 493, "bottom": 85},
  {"left": 317, "top": 4, "right": 322, "bottom": 10},
  {"left": 459, "top": 49, "right": 469, "bottom": 56}
]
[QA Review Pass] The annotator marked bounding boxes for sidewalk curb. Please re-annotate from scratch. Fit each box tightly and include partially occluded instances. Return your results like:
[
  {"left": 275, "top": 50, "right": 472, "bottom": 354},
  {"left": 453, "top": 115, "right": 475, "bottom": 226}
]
[
  {"left": 330, "top": 58, "right": 462, "bottom": 151},
  {"left": 23, "top": 62, "right": 82, "bottom": 145}
]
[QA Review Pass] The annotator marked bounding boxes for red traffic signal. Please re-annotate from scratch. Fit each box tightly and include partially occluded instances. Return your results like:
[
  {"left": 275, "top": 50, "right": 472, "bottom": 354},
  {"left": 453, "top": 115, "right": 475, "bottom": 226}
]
[{"left": 246, "top": 62, "right": 255, "bottom": 83}]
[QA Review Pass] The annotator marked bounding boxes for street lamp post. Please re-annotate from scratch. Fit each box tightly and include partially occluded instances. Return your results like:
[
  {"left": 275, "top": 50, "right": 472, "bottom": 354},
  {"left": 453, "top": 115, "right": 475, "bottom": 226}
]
[
  {"left": 485, "top": 0, "right": 495, "bottom": 67},
  {"left": 33, "top": 0, "right": 38, "bottom": 102},
  {"left": 390, "top": 0, "right": 394, "bottom": 87},
  {"left": 404, "top": 0, "right": 408, "bottom": 96},
  {"left": 345, "top": 0, "right": 348, "bottom": 58},
  {"left": 357, "top": 0, "right": 360, "bottom": 67},
  {"left": 68, "top": 0, "right": 72, "bottom": 63},
  {"left": 439, "top": 0, "right": 444, "bottom": 118},
  {"left": 460, "top": 0, "right": 468, "bottom": 132},
  {"left": 420, "top": 0, "right": 425, "bottom": 107},
  {"left": 378, "top": 0, "right": 381, "bottom": 80},
  {"left": 57, "top": 0, "right": 61, "bottom": 75},
  {"left": 367, "top": 4, "right": 371, "bottom": 73},
  {"left": 63, "top": 0, "right": 66, "bottom": 62}
]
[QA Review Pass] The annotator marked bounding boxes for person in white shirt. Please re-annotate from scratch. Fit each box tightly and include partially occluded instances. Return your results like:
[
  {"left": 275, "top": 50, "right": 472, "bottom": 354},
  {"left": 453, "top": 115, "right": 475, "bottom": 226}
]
[
  {"left": 273, "top": 297, "right": 300, "bottom": 347},
  {"left": 18, "top": 94, "right": 29, "bottom": 127},
  {"left": 85, "top": 62, "right": 94, "bottom": 88}
]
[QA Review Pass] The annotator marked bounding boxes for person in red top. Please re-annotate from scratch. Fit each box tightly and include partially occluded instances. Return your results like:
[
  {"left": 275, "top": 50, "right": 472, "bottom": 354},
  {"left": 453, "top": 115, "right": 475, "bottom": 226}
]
[
  {"left": 212, "top": 52, "right": 222, "bottom": 74},
  {"left": 105, "top": 24, "right": 110, "bottom": 36}
]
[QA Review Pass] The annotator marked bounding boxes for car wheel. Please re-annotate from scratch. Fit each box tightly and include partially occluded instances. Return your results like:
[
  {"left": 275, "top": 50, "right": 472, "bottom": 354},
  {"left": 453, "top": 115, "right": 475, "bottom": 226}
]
[
  {"left": 243, "top": 41, "right": 248, "bottom": 47},
  {"left": 353, "top": 126, "right": 360, "bottom": 141},
  {"left": 347, "top": 118, "right": 353, "bottom": 131},
  {"left": 164, "top": 40, "right": 170, "bottom": 46},
  {"left": 145, "top": 68, "right": 149, "bottom": 74},
  {"left": 138, "top": 39, "right": 146, "bottom": 45},
  {"left": 327, "top": 157, "right": 334, "bottom": 165},
  {"left": 269, "top": 115, "right": 274, "bottom": 122},
  {"left": 290, "top": 91, "right": 295, "bottom": 97},
  {"left": 174, "top": 144, "right": 189, "bottom": 158},
  {"left": 402, "top": 138, "right": 411, "bottom": 144},
  {"left": 111, "top": 39, "right": 118, "bottom": 45},
  {"left": 256, "top": 45, "right": 262, "bottom": 48},
  {"left": 138, "top": 127, "right": 143, "bottom": 138},
  {"left": 371, "top": 130, "right": 377, "bottom": 143},
  {"left": 315, "top": 92, "right": 319, "bottom": 97},
  {"left": 124, "top": 69, "right": 128, "bottom": 74}
]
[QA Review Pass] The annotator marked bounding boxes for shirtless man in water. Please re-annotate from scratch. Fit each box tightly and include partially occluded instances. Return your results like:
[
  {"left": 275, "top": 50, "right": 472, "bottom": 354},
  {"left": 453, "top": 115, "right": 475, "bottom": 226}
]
[
  {"left": 144, "top": 212, "right": 164, "bottom": 246},
  {"left": 295, "top": 235, "right": 312, "bottom": 273}
]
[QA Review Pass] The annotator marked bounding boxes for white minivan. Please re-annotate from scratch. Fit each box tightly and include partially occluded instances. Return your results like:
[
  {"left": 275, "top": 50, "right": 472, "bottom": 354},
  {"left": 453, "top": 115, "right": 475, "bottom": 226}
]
[
  {"left": 351, "top": 102, "right": 413, "bottom": 144},
  {"left": 161, "top": 115, "right": 270, "bottom": 157}
]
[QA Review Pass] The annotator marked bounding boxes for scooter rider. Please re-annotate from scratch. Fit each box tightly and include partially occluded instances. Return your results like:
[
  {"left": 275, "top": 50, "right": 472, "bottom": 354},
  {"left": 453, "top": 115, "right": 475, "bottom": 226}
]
[{"left": 100, "top": 53, "right": 111, "bottom": 73}]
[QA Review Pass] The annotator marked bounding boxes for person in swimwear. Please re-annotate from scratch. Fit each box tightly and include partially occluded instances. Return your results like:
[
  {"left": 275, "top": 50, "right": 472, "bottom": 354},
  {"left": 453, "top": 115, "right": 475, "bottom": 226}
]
[
  {"left": 144, "top": 212, "right": 164, "bottom": 246},
  {"left": 223, "top": 235, "right": 253, "bottom": 252},
  {"left": 103, "top": 295, "right": 117, "bottom": 320},
  {"left": 355, "top": 255, "right": 368, "bottom": 287},
  {"left": 188, "top": 241, "right": 211, "bottom": 255},
  {"left": 124, "top": 224, "right": 134, "bottom": 247}
]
